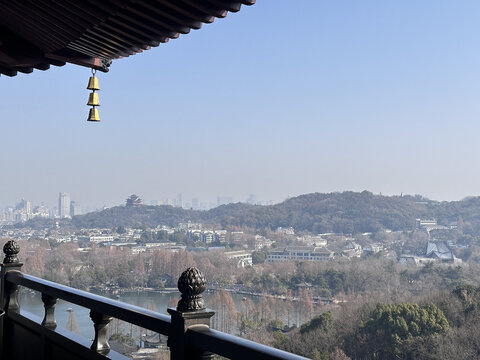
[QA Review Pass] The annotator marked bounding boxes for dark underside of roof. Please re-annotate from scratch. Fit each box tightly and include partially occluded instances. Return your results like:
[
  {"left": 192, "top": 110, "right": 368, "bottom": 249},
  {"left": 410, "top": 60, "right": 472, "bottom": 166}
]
[{"left": 0, "top": 0, "right": 255, "bottom": 77}]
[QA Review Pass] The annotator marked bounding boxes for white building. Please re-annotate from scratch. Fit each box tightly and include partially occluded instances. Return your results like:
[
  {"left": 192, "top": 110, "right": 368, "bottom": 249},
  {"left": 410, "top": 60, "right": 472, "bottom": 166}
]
[
  {"left": 267, "top": 246, "right": 334, "bottom": 263},
  {"left": 70, "top": 201, "right": 82, "bottom": 216},
  {"left": 343, "top": 241, "right": 362, "bottom": 258},
  {"left": 254, "top": 235, "right": 273, "bottom": 250},
  {"left": 58, "top": 192, "right": 71, "bottom": 218},
  {"left": 89, "top": 235, "right": 114, "bottom": 243},
  {"left": 178, "top": 222, "right": 202, "bottom": 231},
  {"left": 363, "top": 243, "right": 383, "bottom": 254},
  {"left": 416, "top": 218, "right": 448, "bottom": 232},
  {"left": 275, "top": 227, "right": 295, "bottom": 235},
  {"left": 299, "top": 235, "right": 327, "bottom": 246},
  {"left": 225, "top": 250, "right": 253, "bottom": 267},
  {"left": 202, "top": 231, "right": 214, "bottom": 244}
]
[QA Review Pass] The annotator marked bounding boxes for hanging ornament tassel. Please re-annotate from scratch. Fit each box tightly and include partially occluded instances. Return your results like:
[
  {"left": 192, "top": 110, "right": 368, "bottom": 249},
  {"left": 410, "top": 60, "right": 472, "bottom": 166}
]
[{"left": 87, "top": 69, "right": 100, "bottom": 122}]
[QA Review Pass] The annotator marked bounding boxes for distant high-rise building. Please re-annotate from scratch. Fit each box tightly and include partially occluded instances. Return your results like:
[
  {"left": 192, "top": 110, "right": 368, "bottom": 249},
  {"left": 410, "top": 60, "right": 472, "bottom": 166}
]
[
  {"left": 25, "top": 200, "right": 32, "bottom": 214},
  {"left": 177, "top": 193, "right": 183, "bottom": 208},
  {"left": 58, "top": 192, "right": 71, "bottom": 218},
  {"left": 16, "top": 199, "right": 32, "bottom": 214},
  {"left": 70, "top": 201, "right": 82, "bottom": 216}
]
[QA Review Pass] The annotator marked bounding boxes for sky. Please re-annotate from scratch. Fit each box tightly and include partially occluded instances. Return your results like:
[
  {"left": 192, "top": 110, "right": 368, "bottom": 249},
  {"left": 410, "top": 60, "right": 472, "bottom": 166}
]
[{"left": 1, "top": 1, "right": 480, "bottom": 209}]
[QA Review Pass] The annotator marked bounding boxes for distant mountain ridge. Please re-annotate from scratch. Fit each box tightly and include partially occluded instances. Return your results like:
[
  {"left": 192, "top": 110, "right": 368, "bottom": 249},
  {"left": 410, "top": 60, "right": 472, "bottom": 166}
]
[{"left": 17, "top": 191, "right": 480, "bottom": 235}]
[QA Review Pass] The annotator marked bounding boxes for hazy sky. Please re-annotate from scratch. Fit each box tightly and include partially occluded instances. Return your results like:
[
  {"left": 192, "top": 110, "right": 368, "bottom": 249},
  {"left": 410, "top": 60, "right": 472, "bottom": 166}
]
[{"left": 2, "top": 1, "right": 480, "bottom": 209}]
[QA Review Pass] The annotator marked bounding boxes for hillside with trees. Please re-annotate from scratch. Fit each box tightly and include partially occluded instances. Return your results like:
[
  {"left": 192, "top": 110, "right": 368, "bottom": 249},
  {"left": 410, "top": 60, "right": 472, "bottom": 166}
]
[
  {"left": 18, "top": 238, "right": 480, "bottom": 360},
  {"left": 17, "top": 191, "right": 480, "bottom": 235},
  {"left": 219, "top": 191, "right": 431, "bottom": 233}
]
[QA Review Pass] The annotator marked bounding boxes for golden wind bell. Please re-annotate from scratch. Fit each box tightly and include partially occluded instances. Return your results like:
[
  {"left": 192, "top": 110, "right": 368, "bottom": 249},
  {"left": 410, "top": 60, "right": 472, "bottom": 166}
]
[{"left": 87, "top": 69, "right": 100, "bottom": 122}]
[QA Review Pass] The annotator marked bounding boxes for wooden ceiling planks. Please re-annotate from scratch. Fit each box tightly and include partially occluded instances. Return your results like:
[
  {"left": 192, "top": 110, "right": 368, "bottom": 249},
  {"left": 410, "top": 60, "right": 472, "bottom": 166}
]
[{"left": 0, "top": 0, "right": 255, "bottom": 77}]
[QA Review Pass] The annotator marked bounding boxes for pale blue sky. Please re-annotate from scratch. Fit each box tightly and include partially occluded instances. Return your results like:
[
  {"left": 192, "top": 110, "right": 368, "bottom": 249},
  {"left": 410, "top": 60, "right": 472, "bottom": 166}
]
[{"left": 1, "top": 1, "right": 480, "bottom": 208}]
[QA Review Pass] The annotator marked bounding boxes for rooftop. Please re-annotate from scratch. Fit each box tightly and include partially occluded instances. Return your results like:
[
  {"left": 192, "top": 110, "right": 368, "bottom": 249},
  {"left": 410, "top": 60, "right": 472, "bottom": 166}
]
[{"left": 0, "top": 0, "right": 255, "bottom": 76}]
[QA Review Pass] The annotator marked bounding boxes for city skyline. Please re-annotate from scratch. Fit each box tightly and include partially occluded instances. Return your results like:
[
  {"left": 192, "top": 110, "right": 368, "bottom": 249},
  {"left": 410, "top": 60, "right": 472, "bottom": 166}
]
[
  {"left": 2, "top": 1, "right": 480, "bottom": 207},
  {"left": 0, "top": 190, "right": 276, "bottom": 225},
  {"left": 1, "top": 187, "right": 477, "bottom": 219},
  {"left": 0, "top": 191, "right": 272, "bottom": 213}
]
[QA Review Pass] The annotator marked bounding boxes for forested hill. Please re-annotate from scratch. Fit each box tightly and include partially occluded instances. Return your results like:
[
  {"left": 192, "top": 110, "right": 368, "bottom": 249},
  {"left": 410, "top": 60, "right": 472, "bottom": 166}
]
[
  {"left": 212, "top": 192, "right": 433, "bottom": 233},
  {"left": 17, "top": 191, "right": 480, "bottom": 234}
]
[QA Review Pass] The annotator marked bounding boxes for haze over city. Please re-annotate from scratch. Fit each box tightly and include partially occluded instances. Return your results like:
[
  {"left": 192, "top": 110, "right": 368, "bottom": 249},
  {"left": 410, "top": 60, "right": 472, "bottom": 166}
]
[
  {"left": 5, "top": 2, "right": 480, "bottom": 359},
  {"left": 2, "top": 1, "right": 480, "bottom": 209}
]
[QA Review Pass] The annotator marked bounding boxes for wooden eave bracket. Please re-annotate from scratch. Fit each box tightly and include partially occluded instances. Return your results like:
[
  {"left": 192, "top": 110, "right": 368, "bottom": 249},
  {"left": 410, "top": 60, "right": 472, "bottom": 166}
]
[{"left": 46, "top": 50, "right": 112, "bottom": 72}]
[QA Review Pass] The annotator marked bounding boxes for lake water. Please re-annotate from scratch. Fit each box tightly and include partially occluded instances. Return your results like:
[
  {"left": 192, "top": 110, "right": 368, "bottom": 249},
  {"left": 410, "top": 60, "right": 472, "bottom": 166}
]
[{"left": 19, "top": 289, "right": 260, "bottom": 342}]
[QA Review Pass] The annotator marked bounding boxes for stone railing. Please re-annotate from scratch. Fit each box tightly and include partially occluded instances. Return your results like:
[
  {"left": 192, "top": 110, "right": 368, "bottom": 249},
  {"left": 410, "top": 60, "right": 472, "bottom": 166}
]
[{"left": 0, "top": 240, "right": 307, "bottom": 360}]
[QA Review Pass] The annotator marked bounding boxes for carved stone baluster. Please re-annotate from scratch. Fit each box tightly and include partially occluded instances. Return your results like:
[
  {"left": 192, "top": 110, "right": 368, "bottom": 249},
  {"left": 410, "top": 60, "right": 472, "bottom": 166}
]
[
  {"left": 90, "top": 310, "right": 113, "bottom": 354},
  {"left": 2, "top": 240, "right": 22, "bottom": 313},
  {"left": 41, "top": 294, "right": 57, "bottom": 330},
  {"left": 1, "top": 240, "right": 23, "bottom": 360},
  {"left": 168, "top": 267, "right": 215, "bottom": 360}
]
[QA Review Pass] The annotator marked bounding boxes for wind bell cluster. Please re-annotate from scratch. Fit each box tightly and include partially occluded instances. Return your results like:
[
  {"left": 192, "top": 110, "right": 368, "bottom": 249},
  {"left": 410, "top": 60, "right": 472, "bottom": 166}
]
[{"left": 87, "top": 69, "right": 100, "bottom": 122}]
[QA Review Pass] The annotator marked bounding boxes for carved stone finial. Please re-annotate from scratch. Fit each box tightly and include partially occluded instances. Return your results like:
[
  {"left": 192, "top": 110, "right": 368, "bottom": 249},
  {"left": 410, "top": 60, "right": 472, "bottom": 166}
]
[
  {"left": 3, "top": 240, "right": 20, "bottom": 264},
  {"left": 177, "top": 267, "right": 206, "bottom": 311}
]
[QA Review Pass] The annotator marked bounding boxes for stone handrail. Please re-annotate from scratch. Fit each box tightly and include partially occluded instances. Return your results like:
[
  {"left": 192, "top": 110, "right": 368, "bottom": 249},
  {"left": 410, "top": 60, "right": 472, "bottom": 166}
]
[{"left": 0, "top": 240, "right": 308, "bottom": 360}]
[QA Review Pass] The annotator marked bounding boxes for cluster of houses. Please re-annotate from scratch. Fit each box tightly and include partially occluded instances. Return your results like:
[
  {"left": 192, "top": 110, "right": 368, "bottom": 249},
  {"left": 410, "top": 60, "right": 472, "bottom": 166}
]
[
  {"left": 0, "top": 218, "right": 467, "bottom": 268},
  {"left": 399, "top": 242, "right": 462, "bottom": 266},
  {"left": 396, "top": 219, "right": 463, "bottom": 266}
]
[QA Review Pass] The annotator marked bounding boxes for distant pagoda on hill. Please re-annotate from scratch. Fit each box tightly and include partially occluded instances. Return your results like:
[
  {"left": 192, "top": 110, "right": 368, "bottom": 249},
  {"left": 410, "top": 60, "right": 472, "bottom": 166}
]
[{"left": 126, "top": 194, "right": 142, "bottom": 207}]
